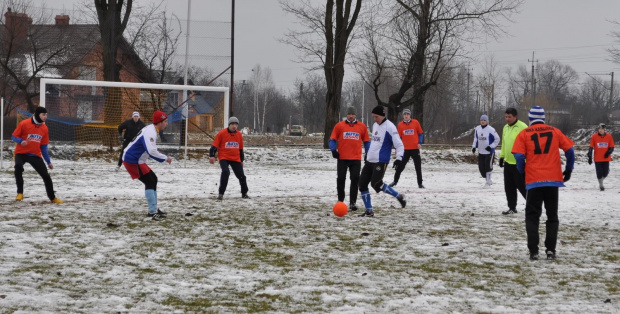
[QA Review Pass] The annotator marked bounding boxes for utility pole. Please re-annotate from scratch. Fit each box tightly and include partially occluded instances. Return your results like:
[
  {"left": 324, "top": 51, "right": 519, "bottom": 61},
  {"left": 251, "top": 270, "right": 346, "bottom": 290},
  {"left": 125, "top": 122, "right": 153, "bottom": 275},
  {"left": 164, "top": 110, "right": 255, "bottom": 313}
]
[
  {"left": 528, "top": 52, "right": 538, "bottom": 107},
  {"left": 299, "top": 82, "right": 304, "bottom": 127},
  {"left": 467, "top": 67, "right": 471, "bottom": 111},
  {"left": 230, "top": 0, "right": 235, "bottom": 116},
  {"left": 610, "top": 72, "right": 614, "bottom": 112}
]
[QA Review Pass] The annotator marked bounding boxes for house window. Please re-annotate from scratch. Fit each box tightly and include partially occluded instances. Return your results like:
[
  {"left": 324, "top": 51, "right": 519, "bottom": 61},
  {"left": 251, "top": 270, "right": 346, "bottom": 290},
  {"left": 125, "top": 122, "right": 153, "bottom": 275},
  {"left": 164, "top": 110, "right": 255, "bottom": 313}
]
[{"left": 77, "top": 99, "right": 93, "bottom": 121}]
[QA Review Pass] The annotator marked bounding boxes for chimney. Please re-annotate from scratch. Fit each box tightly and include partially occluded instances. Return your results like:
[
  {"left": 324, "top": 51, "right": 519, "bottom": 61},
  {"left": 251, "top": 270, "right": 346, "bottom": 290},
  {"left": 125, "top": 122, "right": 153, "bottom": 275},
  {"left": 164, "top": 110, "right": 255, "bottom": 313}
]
[
  {"left": 4, "top": 7, "right": 33, "bottom": 51},
  {"left": 55, "top": 14, "right": 70, "bottom": 25}
]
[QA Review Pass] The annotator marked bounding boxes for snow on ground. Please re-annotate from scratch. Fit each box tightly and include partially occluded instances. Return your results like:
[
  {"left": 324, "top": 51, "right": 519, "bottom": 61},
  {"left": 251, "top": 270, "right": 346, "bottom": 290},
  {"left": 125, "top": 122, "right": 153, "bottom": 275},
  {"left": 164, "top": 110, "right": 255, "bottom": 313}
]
[{"left": 0, "top": 147, "right": 619, "bottom": 312}]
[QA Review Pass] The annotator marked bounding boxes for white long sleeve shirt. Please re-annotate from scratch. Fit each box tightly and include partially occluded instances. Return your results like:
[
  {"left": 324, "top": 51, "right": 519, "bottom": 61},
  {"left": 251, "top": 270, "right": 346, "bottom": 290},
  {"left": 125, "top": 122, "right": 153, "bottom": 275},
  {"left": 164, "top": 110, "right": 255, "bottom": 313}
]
[
  {"left": 367, "top": 118, "right": 404, "bottom": 163},
  {"left": 122, "top": 124, "right": 168, "bottom": 164},
  {"left": 472, "top": 125, "right": 500, "bottom": 155}
]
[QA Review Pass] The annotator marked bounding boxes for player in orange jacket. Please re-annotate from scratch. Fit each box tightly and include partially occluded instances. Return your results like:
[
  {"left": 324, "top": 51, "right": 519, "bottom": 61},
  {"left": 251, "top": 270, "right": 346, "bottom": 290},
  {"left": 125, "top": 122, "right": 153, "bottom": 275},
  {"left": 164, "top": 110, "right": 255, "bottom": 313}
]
[
  {"left": 11, "top": 107, "right": 62, "bottom": 203},
  {"left": 512, "top": 106, "right": 574, "bottom": 261},
  {"left": 587, "top": 123, "right": 614, "bottom": 191},
  {"left": 209, "top": 117, "right": 249, "bottom": 200},
  {"left": 329, "top": 106, "right": 370, "bottom": 211},
  {"left": 389, "top": 108, "right": 425, "bottom": 188}
]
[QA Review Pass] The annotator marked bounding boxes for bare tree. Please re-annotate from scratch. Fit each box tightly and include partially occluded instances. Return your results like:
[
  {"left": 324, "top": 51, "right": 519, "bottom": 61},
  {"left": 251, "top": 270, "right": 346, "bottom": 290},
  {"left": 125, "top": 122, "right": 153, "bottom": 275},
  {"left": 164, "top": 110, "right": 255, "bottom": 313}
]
[
  {"left": 0, "top": 1, "right": 90, "bottom": 114},
  {"left": 356, "top": 0, "right": 521, "bottom": 123},
  {"left": 280, "top": 0, "right": 362, "bottom": 148}
]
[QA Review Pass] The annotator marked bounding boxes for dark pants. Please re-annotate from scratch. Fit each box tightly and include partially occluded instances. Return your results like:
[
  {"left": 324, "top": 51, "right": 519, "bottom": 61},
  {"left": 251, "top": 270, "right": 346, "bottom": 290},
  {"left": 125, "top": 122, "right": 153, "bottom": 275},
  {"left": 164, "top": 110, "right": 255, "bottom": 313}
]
[
  {"left": 219, "top": 160, "right": 248, "bottom": 195},
  {"left": 477, "top": 153, "right": 494, "bottom": 177},
  {"left": 359, "top": 162, "right": 388, "bottom": 193},
  {"left": 118, "top": 140, "right": 130, "bottom": 167},
  {"left": 337, "top": 159, "right": 361, "bottom": 204},
  {"left": 504, "top": 163, "right": 526, "bottom": 210},
  {"left": 525, "top": 187, "right": 559, "bottom": 254},
  {"left": 138, "top": 169, "right": 158, "bottom": 190},
  {"left": 14, "top": 154, "right": 56, "bottom": 200},
  {"left": 594, "top": 162, "right": 610, "bottom": 179},
  {"left": 393, "top": 149, "right": 423, "bottom": 185}
]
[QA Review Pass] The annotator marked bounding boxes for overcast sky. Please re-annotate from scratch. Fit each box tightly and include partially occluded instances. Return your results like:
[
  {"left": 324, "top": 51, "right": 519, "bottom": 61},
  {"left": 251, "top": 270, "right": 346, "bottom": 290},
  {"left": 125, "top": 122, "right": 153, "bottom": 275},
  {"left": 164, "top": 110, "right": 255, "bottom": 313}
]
[{"left": 32, "top": 0, "right": 620, "bottom": 91}]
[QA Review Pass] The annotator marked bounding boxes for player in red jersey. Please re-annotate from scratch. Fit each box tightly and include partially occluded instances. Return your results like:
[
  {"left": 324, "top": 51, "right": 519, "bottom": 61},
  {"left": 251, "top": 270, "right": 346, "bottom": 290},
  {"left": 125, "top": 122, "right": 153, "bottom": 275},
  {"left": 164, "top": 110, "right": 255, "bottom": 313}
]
[
  {"left": 210, "top": 117, "right": 249, "bottom": 201},
  {"left": 389, "top": 109, "right": 425, "bottom": 188},
  {"left": 587, "top": 123, "right": 614, "bottom": 191},
  {"left": 512, "top": 106, "right": 575, "bottom": 261},
  {"left": 329, "top": 106, "right": 370, "bottom": 211},
  {"left": 11, "top": 107, "right": 62, "bottom": 203}
]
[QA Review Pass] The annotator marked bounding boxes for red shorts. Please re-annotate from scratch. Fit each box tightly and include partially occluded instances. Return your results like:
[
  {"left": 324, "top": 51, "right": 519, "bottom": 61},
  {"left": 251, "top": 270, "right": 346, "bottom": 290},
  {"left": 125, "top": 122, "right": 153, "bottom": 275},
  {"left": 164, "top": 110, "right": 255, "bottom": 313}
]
[{"left": 123, "top": 161, "right": 151, "bottom": 179}]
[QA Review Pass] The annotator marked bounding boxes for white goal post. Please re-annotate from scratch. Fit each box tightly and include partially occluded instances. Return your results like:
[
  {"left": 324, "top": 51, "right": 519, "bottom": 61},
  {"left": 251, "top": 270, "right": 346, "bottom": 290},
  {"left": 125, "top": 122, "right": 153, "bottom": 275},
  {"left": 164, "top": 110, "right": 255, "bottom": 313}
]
[{"left": 38, "top": 78, "right": 229, "bottom": 166}]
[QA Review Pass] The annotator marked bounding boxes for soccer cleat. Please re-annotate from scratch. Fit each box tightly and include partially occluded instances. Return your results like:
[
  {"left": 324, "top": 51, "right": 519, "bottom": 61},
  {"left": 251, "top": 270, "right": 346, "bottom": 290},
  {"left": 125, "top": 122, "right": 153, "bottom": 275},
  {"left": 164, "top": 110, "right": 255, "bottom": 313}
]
[
  {"left": 389, "top": 181, "right": 397, "bottom": 187},
  {"left": 359, "top": 210, "right": 374, "bottom": 217},
  {"left": 147, "top": 209, "right": 167, "bottom": 219},
  {"left": 600, "top": 186, "right": 605, "bottom": 191},
  {"left": 115, "top": 166, "right": 121, "bottom": 172},
  {"left": 242, "top": 194, "right": 250, "bottom": 199},
  {"left": 349, "top": 203, "right": 358, "bottom": 212},
  {"left": 484, "top": 183, "right": 491, "bottom": 188},
  {"left": 529, "top": 252, "right": 539, "bottom": 260},
  {"left": 546, "top": 250, "right": 556, "bottom": 260},
  {"left": 502, "top": 209, "right": 518, "bottom": 215},
  {"left": 51, "top": 198, "right": 63, "bottom": 204},
  {"left": 397, "top": 194, "right": 406, "bottom": 208},
  {"left": 418, "top": 184, "right": 425, "bottom": 189},
  {"left": 217, "top": 194, "right": 223, "bottom": 201},
  {"left": 16, "top": 193, "right": 24, "bottom": 201}
]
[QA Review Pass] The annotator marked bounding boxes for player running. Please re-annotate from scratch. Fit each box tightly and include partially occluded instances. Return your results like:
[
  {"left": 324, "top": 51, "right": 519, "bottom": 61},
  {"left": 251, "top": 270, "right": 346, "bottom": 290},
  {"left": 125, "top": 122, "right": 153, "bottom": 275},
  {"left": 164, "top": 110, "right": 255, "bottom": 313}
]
[
  {"left": 12, "top": 107, "right": 63, "bottom": 203},
  {"left": 122, "top": 110, "right": 172, "bottom": 219},
  {"left": 472, "top": 114, "right": 500, "bottom": 187},
  {"left": 587, "top": 123, "right": 614, "bottom": 191},
  {"left": 358, "top": 105, "right": 406, "bottom": 217}
]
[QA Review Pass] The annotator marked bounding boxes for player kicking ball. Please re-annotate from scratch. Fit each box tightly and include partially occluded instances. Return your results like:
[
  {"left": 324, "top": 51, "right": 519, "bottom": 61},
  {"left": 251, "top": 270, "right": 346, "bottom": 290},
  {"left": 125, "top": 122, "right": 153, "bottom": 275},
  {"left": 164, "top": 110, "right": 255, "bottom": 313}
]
[{"left": 122, "top": 110, "right": 172, "bottom": 219}]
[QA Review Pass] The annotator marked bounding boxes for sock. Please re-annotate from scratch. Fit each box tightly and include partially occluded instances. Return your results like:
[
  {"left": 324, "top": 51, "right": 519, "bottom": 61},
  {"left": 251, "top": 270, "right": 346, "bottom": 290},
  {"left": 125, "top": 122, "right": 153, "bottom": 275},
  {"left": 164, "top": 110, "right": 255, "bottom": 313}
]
[
  {"left": 145, "top": 189, "right": 157, "bottom": 213},
  {"left": 381, "top": 183, "right": 400, "bottom": 198},
  {"left": 598, "top": 178, "right": 604, "bottom": 189},
  {"left": 361, "top": 190, "right": 372, "bottom": 212},
  {"left": 486, "top": 172, "right": 492, "bottom": 184}
]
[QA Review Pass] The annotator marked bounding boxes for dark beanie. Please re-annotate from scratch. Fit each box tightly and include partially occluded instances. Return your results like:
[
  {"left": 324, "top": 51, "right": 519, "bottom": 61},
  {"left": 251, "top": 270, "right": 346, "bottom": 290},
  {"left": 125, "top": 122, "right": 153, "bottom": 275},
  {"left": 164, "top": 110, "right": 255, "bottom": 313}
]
[
  {"left": 371, "top": 105, "right": 385, "bottom": 117},
  {"left": 34, "top": 107, "right": 47, "bottom": 123}
]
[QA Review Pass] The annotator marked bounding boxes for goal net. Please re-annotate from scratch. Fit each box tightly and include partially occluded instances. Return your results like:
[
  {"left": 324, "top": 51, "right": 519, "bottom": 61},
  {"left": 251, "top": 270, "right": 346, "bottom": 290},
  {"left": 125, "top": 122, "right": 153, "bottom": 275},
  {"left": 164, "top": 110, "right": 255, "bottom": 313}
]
[{"left": 36, "top": 78, "right": 229, "bottom": 162}]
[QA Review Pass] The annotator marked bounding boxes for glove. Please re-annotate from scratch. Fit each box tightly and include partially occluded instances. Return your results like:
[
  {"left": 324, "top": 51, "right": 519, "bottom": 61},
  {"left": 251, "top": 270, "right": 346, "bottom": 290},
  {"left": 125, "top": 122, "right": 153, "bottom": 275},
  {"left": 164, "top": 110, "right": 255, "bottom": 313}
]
[
  {"left": 393, "top": 159, "right": 401, "bottom": 169},
  {"left": 485, "top": 146, "right": 492, "bottom": 152},
  {"left": 472, "top": 148, "right": 476, "bottom": 154},
  {"left": 604, "top": 152, "right": 611, "bottom": 159},
  {"left": 331, "top": 150, "right": 339, "bottom": 159},
  {"left": 563, "top": 169, "right": 572, "bottom": 182},
  {"left": 499, "top": 158, "right": 504, "bottom": 168},
  {"left": 119, "top": 135, "right": 124, "bottom": 143},
  {"left": 588, "top": 156, "right": 592, "bottom": 165}
]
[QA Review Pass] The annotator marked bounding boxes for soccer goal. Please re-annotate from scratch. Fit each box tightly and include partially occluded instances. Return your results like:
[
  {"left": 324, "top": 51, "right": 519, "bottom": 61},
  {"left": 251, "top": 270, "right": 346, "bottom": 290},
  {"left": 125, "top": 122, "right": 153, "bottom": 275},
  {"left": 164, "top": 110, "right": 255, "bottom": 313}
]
[{"left": 37, "top": 78, "right": 229, "bottom": 163}]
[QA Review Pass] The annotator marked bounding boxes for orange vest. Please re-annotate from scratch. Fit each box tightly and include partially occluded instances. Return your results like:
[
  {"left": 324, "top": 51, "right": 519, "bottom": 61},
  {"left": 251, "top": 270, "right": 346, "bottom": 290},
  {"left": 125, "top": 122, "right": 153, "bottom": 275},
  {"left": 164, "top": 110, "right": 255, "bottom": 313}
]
[
  {"left": 212, "top": 128, "right": 244, "bottom": 162},
  {"left": 512, "top": 124, "right": 573, "bottom": 186},
  {"left": 12, "top": 118, "right": 49, "bottom": 157},
  {"left": 590, "top": 132, "right": 614, "bottom": 162},
  {"left": 330, "top": 120, "right": 370, "bottom": 160},
  {"left": 398, "top": 119, "right": 423, "bottom": 149}
]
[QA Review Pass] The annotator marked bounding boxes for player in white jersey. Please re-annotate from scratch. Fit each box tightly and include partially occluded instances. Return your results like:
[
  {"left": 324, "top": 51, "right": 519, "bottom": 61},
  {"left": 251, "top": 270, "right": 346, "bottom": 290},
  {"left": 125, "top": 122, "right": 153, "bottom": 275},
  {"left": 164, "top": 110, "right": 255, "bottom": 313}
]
[
  {"left": 358, "top": 106, "right": 406, "bottom": 217},
  {"left": 472, "top": 114, "right": 500, "bottom": 187},
  {"left": 122, "top": 110, "right": 172, "bottom": 219}
]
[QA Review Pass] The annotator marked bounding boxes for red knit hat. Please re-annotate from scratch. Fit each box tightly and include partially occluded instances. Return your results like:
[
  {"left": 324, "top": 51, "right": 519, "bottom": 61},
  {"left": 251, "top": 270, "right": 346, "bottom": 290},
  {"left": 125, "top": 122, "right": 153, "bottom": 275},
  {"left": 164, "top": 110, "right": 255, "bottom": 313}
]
[{"left": 152, "top": 110, "right": 167, "bottom": 124}]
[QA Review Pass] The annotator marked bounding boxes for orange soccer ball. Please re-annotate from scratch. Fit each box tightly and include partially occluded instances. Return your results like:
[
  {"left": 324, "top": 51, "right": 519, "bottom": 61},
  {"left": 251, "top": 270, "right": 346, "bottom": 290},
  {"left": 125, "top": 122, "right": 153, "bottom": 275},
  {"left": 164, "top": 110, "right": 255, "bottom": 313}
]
[{"left": 332, "top": 202, "right": 348, "bottom": 217}]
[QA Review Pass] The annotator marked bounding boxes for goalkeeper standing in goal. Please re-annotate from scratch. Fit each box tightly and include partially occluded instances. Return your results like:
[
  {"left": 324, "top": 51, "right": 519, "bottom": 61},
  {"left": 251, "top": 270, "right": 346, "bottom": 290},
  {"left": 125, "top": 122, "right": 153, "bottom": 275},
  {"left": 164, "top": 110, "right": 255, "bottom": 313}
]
[
  {"left": 209, "top": 117, "right": 249, "bottom": 200},
  {"left": 122, "top": 110, "right": 172, "bottom": 219},
  {"left": 12, "top": 107, "right": 63, "bottom": 203},
  {"left": 116, "top": 111, "right": 145, "bottom": 171}
]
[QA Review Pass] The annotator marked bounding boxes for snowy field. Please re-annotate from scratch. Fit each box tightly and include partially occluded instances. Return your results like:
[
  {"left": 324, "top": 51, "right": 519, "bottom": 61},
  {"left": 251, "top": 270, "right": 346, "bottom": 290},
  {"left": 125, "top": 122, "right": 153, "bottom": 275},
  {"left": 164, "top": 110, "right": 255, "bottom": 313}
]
[{"left": 0, "top": 147, "right": 618, "bottom": 312}]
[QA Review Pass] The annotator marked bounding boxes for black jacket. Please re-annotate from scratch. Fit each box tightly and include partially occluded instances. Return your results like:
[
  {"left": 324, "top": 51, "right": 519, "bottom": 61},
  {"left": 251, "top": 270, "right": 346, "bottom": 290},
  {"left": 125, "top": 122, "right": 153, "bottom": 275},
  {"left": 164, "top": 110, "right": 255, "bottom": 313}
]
[{"left": 118, "top": 118, "right": 146, "bottom": 141}]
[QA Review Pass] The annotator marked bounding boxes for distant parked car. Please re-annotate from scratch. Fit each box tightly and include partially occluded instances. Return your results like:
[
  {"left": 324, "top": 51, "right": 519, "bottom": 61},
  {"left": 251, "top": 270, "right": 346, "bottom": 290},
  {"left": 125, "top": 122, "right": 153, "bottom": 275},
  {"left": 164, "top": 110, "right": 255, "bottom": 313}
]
[{"left": 290, "top": 125, "right": 307, "bottom": 136}]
